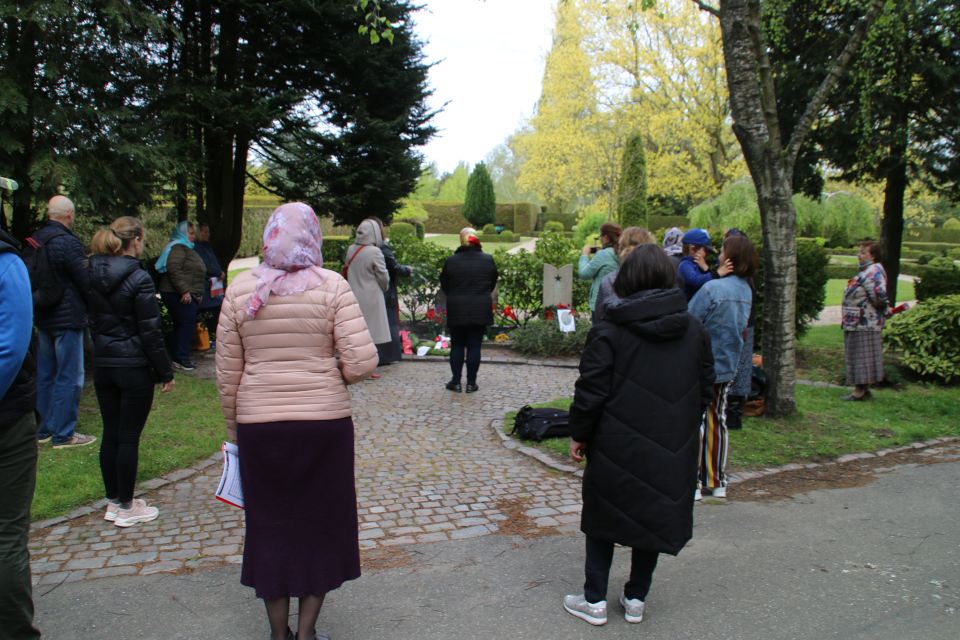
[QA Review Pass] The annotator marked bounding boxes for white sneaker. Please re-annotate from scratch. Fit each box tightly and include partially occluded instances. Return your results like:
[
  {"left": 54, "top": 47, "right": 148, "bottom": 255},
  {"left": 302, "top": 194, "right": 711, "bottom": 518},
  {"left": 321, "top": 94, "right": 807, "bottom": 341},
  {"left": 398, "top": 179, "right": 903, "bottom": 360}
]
[
  {"left": 712, "top": 486, "right": 727, "bottom": 499},
  {"left": 695, "top": 486, "right": 702, "bottom": 501},
  {"left": 563, "top": 594, "right": 607, "bottom": 625},
  {"left": 115, "top": 500, "right": 160, "bottom": 527},
  {"left": 620, "top": 592, "right": 645, "bottom": 623},
  {"left": 105, "top": 499, "right": 147, "bottom": 522}
]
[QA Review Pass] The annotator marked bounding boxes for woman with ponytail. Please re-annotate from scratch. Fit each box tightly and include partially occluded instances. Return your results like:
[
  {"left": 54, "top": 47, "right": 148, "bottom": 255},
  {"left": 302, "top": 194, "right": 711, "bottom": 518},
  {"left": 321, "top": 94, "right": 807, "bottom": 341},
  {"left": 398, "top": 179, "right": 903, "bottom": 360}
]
[{"left": 88, "top": 217, "right": 174, "bottom": 528}]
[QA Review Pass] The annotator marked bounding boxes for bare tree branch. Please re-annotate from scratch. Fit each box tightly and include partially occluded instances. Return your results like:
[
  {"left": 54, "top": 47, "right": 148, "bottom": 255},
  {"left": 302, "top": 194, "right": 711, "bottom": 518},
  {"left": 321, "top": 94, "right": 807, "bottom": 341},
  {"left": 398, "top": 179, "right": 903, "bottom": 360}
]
[
  {"left": 690, "top": 0, "right": 720, "bottom": 18},
  {"left": 784, "top": 0, "right": 887, "bottom": 182}
]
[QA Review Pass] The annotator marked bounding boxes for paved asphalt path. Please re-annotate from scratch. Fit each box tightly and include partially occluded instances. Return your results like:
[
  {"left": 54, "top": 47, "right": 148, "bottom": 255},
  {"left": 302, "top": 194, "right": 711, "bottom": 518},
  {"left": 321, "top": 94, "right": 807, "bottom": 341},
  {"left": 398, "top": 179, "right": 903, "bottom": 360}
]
[{"left": 35, "top": 455, "right": 959, "bottom": 640}]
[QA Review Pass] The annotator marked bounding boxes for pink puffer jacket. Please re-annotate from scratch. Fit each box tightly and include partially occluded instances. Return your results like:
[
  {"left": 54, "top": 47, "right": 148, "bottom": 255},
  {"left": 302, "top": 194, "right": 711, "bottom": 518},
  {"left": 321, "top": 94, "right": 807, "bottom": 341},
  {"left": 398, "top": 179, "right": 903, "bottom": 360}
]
[{"left": 215, "top": 269, "right": 378, "bottom": 441}]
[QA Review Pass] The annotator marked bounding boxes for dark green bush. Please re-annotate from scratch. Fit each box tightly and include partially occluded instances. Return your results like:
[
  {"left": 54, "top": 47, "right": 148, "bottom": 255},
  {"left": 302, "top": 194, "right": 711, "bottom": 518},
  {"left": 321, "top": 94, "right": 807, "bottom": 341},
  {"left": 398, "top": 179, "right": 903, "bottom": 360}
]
[
  {"left": 321, "top": 237, "right": 352, "bottom": 264},
  {"left": 928, "top": 257, "right": 955, "bottom": 270},
  {"left": 390, "top": 222, "right": 416, "bottom": 240},
  {"left": 947, "top": 247, "right": 960, "bottom": 261},
  {"left": 884, "top": 295, "right": 960, "bottom": 382},
  {"left": 482, "top": 223, "right": 497, "bottom": 234},
  {"left": 539, "top": 212, "right": 577, "bottom": 231},
  {"left": 390, "top": 237, "right": 451, "bottom": 322},
  {"left": 914, "top": 265, "right": 960, "bottom": 301},
  {"left": 414, "top": 221, "right": 425, "bottom": 241},
  {"left": 917, "top": 252, "right": 939, "bottom": 265},
  {"left": 753, "top": 238, "right": 829, "bottom": 345},
  {"left": 511, "top": 317, "right": 591, "bottom": 356},
  {"left": 499, "top": 231, "right": 514, "bottom": 242}
]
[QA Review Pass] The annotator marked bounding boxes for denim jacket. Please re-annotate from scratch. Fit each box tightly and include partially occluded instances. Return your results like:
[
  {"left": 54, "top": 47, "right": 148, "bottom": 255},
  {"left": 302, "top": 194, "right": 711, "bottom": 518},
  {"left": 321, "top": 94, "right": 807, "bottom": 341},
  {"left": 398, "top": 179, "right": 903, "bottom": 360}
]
[{"left": 688, "top": 275, "right": 752, "bottom": 383}]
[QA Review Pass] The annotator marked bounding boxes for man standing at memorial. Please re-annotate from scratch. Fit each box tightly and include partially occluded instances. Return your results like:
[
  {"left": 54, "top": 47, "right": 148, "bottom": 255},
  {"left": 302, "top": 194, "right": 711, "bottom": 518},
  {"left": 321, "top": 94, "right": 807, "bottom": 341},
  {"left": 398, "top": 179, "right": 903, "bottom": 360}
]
[
  {"left": 0, "top": 226, "right": 43, "bottom": 639},
  {"left": 34, "top": 195, "right": 96, "bottom": 448}
]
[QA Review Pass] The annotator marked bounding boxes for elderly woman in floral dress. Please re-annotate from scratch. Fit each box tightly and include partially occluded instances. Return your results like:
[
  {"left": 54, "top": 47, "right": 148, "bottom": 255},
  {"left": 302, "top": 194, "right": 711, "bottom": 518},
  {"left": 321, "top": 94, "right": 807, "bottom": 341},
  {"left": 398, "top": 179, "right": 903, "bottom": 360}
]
[{"left": 841, "top": 240, "right": 891, "bottom": 401}]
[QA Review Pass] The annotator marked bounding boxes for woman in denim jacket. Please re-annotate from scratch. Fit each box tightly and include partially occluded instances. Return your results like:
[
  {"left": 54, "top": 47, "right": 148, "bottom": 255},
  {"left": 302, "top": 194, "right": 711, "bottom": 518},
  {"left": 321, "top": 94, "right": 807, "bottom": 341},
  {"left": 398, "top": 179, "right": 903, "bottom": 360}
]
[
  {"left": 841, "top": 241, "right": 891, "bottom": 401},
  {"left": 688, "top": 235, "right": 758, "bottom": 500}
]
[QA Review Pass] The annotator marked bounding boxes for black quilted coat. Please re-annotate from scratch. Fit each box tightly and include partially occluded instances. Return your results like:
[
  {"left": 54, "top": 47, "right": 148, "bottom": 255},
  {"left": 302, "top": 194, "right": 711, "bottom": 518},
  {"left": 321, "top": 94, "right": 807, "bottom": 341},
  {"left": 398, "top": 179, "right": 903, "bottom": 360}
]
[
  {"left": 570, "top": 288, "right": 715, "bottom": 555},
  {"left": 440, "top": 246, "right": 498, "bottom": 327},
  {"left": 33, "top": 220, "right": 90, "bottom": 331},
  {"left": 87, "top": 255, "right": 174, "bottom": 384}
]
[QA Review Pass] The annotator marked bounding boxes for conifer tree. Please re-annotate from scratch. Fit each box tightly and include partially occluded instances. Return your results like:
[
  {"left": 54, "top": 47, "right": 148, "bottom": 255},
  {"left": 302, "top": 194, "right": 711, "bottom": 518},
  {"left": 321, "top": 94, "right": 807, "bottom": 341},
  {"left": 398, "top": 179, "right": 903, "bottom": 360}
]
[
  {"left": 462, "top": 162, "right": 497, "bottom": 228},
  {"left": 617, "top": 133, "right": 648, "bottom": 228}
]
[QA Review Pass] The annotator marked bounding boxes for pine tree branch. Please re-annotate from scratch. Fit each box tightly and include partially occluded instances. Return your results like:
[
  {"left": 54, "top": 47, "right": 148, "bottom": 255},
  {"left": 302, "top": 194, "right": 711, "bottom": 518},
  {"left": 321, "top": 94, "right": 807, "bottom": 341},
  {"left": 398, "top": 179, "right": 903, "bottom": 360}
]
[
  {"left": 784, "top": 0, "right": 886, "bottom": 182},
  {"left": 690, "top": 0, "right": 720, "bottom": 18}
]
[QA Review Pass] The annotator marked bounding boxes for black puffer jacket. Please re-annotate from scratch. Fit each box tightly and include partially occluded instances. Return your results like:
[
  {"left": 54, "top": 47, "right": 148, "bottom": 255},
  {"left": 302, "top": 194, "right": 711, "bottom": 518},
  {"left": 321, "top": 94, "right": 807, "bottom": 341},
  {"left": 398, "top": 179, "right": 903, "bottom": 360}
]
[
  {"left": 440, "top": 246, "right": 498, "bottom": 327},
  {"left": 570, "top": 288, "right": 715, "bottom": 555},
  {"left": 33, "top": 220, "right": 90, "bottom": 331},
  {"left": 87, "top": 255, "right": 174, "bottom": 383}
]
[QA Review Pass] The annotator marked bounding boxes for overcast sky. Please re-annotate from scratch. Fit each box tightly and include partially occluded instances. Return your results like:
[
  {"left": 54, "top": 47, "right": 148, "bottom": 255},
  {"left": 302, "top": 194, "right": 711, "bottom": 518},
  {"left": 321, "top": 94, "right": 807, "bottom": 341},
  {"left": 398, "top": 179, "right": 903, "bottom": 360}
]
[{"left": 410, "top": 0, "right": 556, "bottom": 175}]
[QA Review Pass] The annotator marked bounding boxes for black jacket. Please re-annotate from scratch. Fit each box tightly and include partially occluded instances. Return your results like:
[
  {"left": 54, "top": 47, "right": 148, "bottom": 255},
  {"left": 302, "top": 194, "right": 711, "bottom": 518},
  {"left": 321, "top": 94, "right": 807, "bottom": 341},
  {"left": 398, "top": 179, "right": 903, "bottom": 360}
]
[
  {"left": 440, "top": 246, "right": 498, "bottom": 327},
  {"left": 87, "top": 255, "right": 174, "bottom": 383},
  {"left": 34, "top": 220, "right": 90, "bottom": 331},
  {"left": 0, "top": 229, "right": 37, "bottom": 426},
  {"left": 381, "top": 243, "right": 411, "bottom": 311},
  {"left": 570, "top": 288, "right": 715, "bottom": 555}
]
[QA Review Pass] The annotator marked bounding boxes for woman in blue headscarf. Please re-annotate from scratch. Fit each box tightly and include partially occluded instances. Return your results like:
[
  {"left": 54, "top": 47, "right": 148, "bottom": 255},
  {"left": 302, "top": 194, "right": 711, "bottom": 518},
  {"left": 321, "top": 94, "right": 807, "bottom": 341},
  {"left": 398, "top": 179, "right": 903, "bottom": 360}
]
[{"left": 157, "top": 221, "right": 206, "bottom": 370}]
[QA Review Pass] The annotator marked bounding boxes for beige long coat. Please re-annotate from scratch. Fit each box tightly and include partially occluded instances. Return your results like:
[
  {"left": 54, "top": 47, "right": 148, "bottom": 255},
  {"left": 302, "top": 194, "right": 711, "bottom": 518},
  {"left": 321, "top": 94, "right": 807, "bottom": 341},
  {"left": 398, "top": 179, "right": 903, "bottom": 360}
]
[
  {"left": 215, "top": 269, "right": 378, "bottom": 441},
  {"left": 344, "top": 220, "right": 390, "bottom": 344}
]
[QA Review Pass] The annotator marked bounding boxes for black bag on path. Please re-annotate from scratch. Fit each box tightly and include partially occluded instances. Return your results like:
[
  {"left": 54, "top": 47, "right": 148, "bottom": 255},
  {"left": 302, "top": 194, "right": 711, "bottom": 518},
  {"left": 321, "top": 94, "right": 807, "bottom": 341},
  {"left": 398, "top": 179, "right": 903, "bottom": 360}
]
[{"left": 510, "top": 405, "right": 572, "bottom": 442}]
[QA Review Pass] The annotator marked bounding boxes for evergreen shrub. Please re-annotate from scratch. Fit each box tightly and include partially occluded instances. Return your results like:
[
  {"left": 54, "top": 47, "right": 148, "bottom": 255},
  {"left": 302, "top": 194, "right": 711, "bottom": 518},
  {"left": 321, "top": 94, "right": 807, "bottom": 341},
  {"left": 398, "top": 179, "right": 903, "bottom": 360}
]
[
  {"left": 948, "top": 247, "right": 960, "bottom": 261},
  {"left": 928, "top": 257, "right": 955, "bottom": 270},
  {"left": 389, "top": 222, "right": 416, "bottom": 240},
  {"left": 914, "top": 265, "right": 960, "bottom": 301},
  {"left": 916, "top": 252, "right": 939, "bottom": 265},
  {"left": 617, "top": 132, "right": 647, "bottom": 228},
  {"left": 512, "top": 318, "right": 591, "bottom": 357},
  {"left": 414, "top": 221, "right": 425, "bottom": 240},
  {"left": 321, "top": 237, "right": 352, "bottom": 264},
  {"left": 482, "top": 223, "right": 497, "bottom": 234},
  {"left": 462, "top": 162, "right": 497, "bottom": 228},
  {"left": 943, "top": 218, "right": 960, "bottom": 229},
  {"left": 499, "top": 231, "right": 514, "bottom": 242},
  {"left": 884, "top": 295, "right": 960, "bottom": 382},
  {"left": 544, "top": 221, "right": 565, "bottom": 233}
]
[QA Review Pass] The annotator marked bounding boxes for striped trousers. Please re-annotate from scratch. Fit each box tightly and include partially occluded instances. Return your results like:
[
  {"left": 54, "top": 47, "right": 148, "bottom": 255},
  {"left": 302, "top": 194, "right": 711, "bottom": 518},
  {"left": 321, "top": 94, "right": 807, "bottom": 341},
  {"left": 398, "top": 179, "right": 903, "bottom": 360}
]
[{"left": 699, "top": 381, "right": 732, "bottom": 489}]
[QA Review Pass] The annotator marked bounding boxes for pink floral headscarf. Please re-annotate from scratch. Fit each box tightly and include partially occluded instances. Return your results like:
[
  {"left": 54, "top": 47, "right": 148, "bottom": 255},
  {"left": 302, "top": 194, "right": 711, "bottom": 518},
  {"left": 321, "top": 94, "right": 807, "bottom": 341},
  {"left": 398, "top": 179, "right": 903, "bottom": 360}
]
[{"left": 243, "top": 203, "right": 327, "bottom": 318}]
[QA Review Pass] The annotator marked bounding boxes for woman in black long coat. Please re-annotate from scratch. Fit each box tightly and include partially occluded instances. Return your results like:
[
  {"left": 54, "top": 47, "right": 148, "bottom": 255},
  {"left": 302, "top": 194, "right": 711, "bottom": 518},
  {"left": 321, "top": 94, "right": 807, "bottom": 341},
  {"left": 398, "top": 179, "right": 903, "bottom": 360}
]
[
  {"left": 367, "top": 218, "right": 412, "bottom": 365},
  {"left": 563, "top": 244, "right": 715, "bottom": 627}
]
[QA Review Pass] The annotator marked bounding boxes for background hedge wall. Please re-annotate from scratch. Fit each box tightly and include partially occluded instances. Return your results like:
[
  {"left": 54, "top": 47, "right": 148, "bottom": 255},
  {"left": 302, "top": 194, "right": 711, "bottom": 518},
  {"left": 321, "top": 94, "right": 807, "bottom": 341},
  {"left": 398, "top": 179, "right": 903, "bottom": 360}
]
[
  {"left": 903, "top": 227, "right": 960, "bottom": 244},
  {"left": 415, "top": 200, "right": 541, "bottom": 235},
  {"left": 647, "top": 215, "right": 691, "bottom": 231},
  {"left": 902, "top": 241, "right": 960, "bottom": 254}
]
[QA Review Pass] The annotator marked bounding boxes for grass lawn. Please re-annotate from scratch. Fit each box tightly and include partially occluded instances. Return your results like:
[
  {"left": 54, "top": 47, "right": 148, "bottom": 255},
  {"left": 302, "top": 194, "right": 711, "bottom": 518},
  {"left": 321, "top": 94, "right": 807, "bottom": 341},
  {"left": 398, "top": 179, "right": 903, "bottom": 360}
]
[
  {"left": 33, "top": 373, "right": 225, "bottom": 522},
  {"left": 823, "top": 278, "right": 915, "bottom": 306},
  {"left": 228, "top": 267, "right": 251, "bottom": 282},
  {"left": 425, "top": 234, "right": 527, "bottom": 254},
  {"left": 504, "top": 324, "right": 960, "bottom": 470}
]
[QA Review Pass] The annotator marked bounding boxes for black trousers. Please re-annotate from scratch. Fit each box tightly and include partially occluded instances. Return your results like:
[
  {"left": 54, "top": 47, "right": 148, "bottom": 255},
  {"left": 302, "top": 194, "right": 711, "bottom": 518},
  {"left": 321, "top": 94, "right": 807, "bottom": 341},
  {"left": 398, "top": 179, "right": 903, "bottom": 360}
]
[
  {"left": 0, "top": 410, "right": 41, "bottom": 640},
  {"left": 95, "top": 367, "right": 155, "bottom": 504},
  {"left": 448, "top": 325, "right": 485, "bottom": 384},
  {"left": 584, "top": 536, "right": 659, "bottom": 604}
]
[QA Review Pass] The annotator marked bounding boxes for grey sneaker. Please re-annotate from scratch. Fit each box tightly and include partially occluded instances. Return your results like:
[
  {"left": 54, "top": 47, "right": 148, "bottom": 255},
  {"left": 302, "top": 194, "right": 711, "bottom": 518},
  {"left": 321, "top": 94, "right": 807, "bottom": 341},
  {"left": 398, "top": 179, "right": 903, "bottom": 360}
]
[
  {"left": 563, "top": 594, "right": 607, "bottom": 625},
  {"left": 53, "top": 433, "right": 97, "bottom": 449},
  {"left": 115, "top": 500, "right": 159, "bottom": 527},
  {"left": 620, "top": 592, "right": 645, "bottom": 623}
]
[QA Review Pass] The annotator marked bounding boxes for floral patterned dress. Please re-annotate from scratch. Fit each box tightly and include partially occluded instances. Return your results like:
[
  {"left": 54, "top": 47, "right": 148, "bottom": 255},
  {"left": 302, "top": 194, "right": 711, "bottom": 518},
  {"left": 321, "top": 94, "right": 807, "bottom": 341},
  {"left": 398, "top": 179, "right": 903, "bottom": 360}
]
[{"left": 841, "top": 261, "right": 891, "bottom": 385}]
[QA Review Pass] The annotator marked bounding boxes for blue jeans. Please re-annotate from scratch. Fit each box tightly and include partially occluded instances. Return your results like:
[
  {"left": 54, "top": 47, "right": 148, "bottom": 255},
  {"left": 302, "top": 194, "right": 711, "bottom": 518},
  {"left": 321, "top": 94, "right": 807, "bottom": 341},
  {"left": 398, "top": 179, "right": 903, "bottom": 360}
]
[
  {"left": 161, "top": 292, "right": 197, "bottom": 363},
  {"left": 36, "top": 329, "right": 84, "bottom": 444}
]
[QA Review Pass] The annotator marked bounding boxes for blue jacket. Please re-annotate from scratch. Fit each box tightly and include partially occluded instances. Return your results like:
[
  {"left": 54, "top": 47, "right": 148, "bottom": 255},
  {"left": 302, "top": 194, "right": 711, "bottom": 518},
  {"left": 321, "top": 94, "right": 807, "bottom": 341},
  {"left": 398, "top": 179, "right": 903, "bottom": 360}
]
[
  {"left": 0, "top": 229, "right": 36, "bottom": 425},
  {"left": 677, "top": 255, "right": 717, "bottom": 301},
  {"left": 688, "top": 275, "right": 752, "bottom": 383},
  {"left": 34, "top": 220, "right": 90, "bottom": 331}
]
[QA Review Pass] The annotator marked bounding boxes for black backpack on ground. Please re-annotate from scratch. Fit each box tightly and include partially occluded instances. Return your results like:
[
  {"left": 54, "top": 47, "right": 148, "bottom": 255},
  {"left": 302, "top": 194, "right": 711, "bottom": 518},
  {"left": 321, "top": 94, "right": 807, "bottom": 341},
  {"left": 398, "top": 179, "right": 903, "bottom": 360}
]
[
  {"left": 510, "top": 405, "right": 572, "bottom": 442},
  {"left": 21, "top": 227, "right": 67, "bottom": 312}
]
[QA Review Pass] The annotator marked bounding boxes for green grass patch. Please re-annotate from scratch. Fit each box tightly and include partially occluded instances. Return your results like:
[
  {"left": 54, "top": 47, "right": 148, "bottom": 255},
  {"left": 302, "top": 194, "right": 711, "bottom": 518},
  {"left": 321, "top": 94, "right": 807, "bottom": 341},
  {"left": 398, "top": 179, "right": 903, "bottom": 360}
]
[
  {"left": 823, "top": 279, "right": 915, "bottom": 306},
  {"left": 33, "top": 373, "right": 225, "bottom": 522},
  {"left": 228, "top": 267, "right": 251, "bottom": 282},
  {"left": 425, "top": 234, "right": 525, "bottom": 254},
  {"left": 502, "top": 357, "right": 960, "bottom": 470}
]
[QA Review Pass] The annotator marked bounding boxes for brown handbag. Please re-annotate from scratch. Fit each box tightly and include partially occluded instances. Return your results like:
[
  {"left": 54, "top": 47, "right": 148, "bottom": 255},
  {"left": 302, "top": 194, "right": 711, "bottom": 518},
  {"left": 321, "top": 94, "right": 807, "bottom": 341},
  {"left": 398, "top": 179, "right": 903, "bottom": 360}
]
[{"left": 342, "top": 245, "right": 365, "bottom": 279}]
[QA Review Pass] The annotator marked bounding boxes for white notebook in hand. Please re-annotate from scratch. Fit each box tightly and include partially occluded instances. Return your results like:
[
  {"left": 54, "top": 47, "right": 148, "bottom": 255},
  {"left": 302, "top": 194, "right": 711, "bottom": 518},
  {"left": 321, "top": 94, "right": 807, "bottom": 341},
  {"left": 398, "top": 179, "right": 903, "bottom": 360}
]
[{"left": 215, "top": 442, "right": 244, "bottom": 509}]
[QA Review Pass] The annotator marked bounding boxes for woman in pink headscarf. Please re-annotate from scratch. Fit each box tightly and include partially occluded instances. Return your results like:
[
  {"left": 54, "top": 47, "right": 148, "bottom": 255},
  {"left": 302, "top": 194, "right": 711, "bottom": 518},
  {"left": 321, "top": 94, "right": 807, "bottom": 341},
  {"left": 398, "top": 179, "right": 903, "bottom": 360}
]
[{"left": 215, "top": 203, "right": 378, "bottom": 640}]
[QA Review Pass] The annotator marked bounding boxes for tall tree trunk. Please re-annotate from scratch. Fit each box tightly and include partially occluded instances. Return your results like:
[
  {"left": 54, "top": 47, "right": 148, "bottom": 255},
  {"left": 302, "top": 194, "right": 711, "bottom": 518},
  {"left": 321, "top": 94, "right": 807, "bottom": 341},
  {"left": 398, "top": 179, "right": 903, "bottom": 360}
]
[
  {"left": 880, "top": 144, "right": 907, "bottom": 305},
  {"left": 720, "top": 0, "right": 797, "bottom": 416},
  {"left": 10, "top": 17, "right": 39, "bottom": 241}
]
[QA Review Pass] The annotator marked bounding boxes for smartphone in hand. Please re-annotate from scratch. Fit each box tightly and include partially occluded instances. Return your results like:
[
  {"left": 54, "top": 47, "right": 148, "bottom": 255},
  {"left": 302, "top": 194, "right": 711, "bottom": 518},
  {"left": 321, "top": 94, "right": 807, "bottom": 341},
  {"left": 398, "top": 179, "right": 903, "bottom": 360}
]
[{"left": 590, "top": 246, "right": 599, "bottom": 254}]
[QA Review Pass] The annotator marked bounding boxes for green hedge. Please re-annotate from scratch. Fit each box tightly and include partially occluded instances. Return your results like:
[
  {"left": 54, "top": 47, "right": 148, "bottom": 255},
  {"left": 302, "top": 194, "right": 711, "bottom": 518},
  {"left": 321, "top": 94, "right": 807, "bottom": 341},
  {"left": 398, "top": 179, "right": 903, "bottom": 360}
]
[
  {"left": 647, "top": 215, "right": 690, "bottom": 231},
  {"left": 539, "top": 212, "right": 577, "bottom": 231},
  {"left": 482, "top": 223, "right": 497, "bottom": 234},
  {"left": 414, "top": 200, "right": 539, "bottom": 235},
  {"left": 825, "top": 264, "right": 857, "bottom": 279},
  {"left": 414, "top": 221, "right": 425, "bottom": 240},
  {"left": 903, "top": 227, "right": 960, "bottom": 244},
  {"left": 479, "top": 233, "right": 517, "bottom": 243},
  {"left": 914, "top": 266, "right": 960, "bottom": 301},
  {"left": 899, "top": 262, "right": 925, "bottom": 277},
  {"left": 884, "top": 295, "right": 960, "bottom": 382},
  {"left": 499, "top": 231, "right": 514, "bottom": 242},
  {"left": 903, "top": 241, "right": 960, "bottom": 254},
  {"left": 321, "top": 237, "right": 352, "bottom": 264},
  {"left": 390, "top": 222, "right": 416, "bottom": 240}
]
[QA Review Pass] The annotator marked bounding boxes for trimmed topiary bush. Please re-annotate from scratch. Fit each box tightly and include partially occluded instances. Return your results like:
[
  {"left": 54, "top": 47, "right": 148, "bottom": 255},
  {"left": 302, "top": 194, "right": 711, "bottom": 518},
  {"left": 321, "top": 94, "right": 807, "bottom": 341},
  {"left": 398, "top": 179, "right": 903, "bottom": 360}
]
[
  {"left": 499, "top": 230, "right": 514, "bottom": 242},
  {"left": 944, "top": 218, "right": 960, "bottom": 230},
  {"left": 482, "top": 223, "right": 497, "bottom": 235},
  {"left": 884, "top": 295, "right": 960, "bottom": 382},
  {"left": 389, "top": 222, "right": 416, "bottom": 240},
  {"left": 617, "top": 132, "right": 648, "bottom": 228},
  {"left": 914, "top": 265, "right": 960, "bottom": 301},
  {"left": 544, "top": 221, "right": 565, "bottom": 233},
  {"left": 462, "top": 162, "right": 497, "bottom": 228},
  {"left": 414, "top": 221, "right": 425, "bottom": 240}
]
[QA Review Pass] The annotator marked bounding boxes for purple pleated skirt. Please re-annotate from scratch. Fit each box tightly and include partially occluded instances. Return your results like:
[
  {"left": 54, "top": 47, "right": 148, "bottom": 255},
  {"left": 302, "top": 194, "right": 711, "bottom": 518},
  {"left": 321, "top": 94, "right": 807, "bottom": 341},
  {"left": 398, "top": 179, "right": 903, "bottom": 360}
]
[{"left": 237, "top": 417, "right": 360, "bottom": 599}]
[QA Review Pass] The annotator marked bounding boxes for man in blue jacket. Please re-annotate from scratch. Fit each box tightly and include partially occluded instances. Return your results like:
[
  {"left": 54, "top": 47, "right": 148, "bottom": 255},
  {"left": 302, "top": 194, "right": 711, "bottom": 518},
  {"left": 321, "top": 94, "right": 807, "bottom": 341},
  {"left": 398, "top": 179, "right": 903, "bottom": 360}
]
[
  {"left": 0, "top": 227, "right": 43, "bottom": 639},
  {"left": 33, "top": 196, "right": 96, "bottom": 448}
]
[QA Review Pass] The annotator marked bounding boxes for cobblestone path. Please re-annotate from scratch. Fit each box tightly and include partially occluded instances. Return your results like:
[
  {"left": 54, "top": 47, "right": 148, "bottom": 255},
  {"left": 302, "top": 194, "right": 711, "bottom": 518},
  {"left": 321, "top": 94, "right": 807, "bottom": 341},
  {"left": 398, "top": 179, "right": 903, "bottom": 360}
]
[{"left": 28, "top": 361, "right": 582, "bottom": 585}]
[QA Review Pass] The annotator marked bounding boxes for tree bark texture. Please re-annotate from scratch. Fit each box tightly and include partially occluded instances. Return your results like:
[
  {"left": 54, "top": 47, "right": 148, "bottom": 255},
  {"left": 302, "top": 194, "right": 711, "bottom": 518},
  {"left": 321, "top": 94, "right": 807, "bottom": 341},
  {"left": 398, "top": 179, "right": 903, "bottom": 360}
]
[
  {"left": 880, "top": 147, "right": 908, "bottom": 306},
  {"left": 720, "top": 0, "right": 797, "bottom": 417}
]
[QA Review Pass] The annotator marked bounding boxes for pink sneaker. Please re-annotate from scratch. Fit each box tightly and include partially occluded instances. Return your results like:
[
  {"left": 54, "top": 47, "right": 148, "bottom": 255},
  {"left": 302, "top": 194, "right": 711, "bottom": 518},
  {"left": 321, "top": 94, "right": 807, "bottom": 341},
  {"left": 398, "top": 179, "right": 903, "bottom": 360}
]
[
  {"left": 114, "top": 500, "right": 159, "bottom": 527},
  {"left": 105, "top": 499, "right": 147, "bottom": 522}
]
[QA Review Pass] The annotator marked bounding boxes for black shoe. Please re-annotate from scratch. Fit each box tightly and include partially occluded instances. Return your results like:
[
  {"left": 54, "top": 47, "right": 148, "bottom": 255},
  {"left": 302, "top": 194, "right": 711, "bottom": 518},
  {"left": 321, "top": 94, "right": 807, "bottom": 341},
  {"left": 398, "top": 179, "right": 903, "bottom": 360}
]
[
  {"left": 173, "top": 359, "right": 197, "bottom": 371},
  {"left": 445, "top": 381, "right": 462, "bottom": 392},
  {"left": 465, "top": 383, "right": 479, "bottom": 393},
  {"left": 840, "top": 392, "right": 867, "bottom": 401}
]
